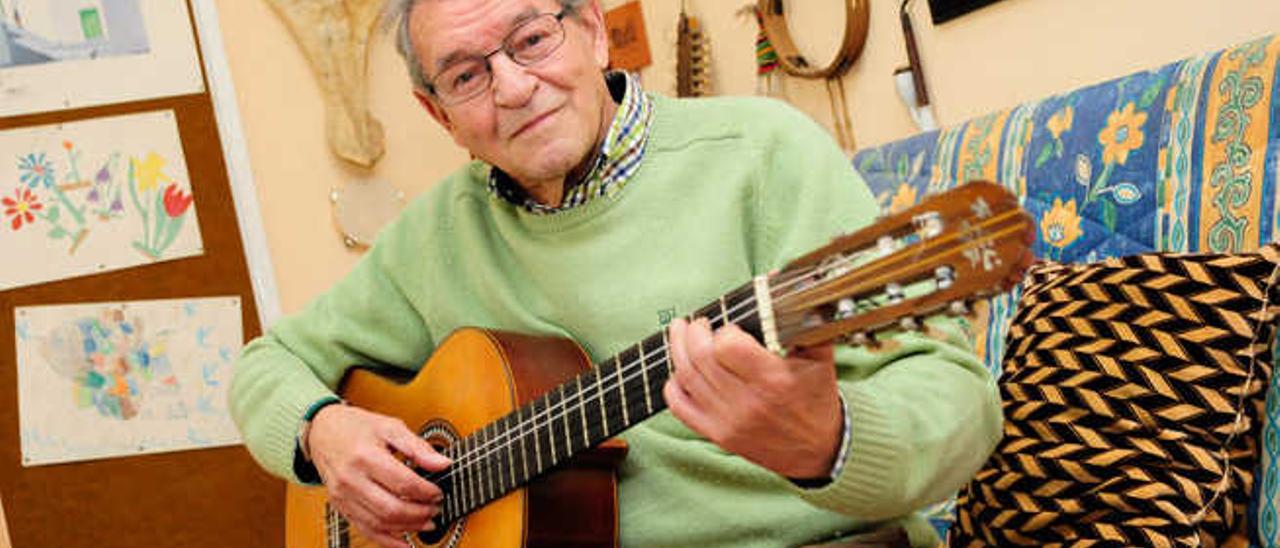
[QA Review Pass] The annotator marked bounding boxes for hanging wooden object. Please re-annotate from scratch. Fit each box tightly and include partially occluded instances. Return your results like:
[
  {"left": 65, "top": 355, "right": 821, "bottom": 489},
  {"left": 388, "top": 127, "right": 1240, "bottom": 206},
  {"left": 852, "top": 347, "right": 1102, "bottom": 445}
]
[
  {"left": 676, "top": 3, "right": 711, "bottom": 97},
  {"left": 755, "top": 0, "right": 869, "bottom": 79},
  {"left": 267, "top": 0, "right": 386, "bottom": 168}
]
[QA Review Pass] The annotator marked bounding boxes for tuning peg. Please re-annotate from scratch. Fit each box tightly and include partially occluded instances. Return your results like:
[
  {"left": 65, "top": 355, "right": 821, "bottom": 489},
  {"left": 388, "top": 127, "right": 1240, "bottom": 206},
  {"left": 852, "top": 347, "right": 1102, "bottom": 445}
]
[
  {"left": 885, "top": 282, "right": 905, "bottom": 304},
  {"left": 835, "top": 298, "right": 857, "bottom": 320},
  {"left": 948, "top": 300, "right": 969, "bottom": 316},
  {"left": 913, "top": 211, "right": 943, "bottom": 239},
  {"left": 877, "top": 235, "right": 897, "bottom": 257},
  {"left": 934, "top": 265, "right": 955, "bottom": 289},
  {"left": 843, "top": 332, "right": 871, "bottom": 347},
  {"left": 899, "top": 317, "right": 920, "bottom": 331}
]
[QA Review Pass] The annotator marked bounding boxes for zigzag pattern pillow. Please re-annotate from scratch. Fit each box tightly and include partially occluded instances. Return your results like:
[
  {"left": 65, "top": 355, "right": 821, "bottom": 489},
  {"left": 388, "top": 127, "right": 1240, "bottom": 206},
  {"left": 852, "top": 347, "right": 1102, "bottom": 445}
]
[{"left": 951, "top": 245, "right": 1280, "bottom": 547}]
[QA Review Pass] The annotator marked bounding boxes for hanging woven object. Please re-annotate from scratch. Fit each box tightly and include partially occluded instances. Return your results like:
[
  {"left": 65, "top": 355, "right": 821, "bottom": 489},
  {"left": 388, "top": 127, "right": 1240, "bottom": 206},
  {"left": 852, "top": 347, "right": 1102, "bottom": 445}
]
[
  {"left": 744, "top": 4, "right": 784, "bottom": 98},
  {"left": 753, "top": 7, "right": 779, "bottom": 76}
]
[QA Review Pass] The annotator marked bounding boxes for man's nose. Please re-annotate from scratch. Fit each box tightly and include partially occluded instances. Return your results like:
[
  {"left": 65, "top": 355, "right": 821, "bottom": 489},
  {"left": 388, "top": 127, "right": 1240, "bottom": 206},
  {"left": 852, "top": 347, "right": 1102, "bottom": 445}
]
[{"left": 489, "top": 53, "right": 537, "bottom": 108}]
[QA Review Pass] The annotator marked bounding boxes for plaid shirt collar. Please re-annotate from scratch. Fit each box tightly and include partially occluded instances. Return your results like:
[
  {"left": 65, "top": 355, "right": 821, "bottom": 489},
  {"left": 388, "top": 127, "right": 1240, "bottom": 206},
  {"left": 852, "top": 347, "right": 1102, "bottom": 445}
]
[{"left": 487, "top": 71, "right": 654, "bottom": 214}]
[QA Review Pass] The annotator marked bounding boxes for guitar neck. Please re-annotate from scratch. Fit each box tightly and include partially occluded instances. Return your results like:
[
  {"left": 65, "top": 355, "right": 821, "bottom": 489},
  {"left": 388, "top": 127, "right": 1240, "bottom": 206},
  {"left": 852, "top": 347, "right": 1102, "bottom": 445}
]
[{"left": 432, "top": 281, "right": 764, "bottom": 524}]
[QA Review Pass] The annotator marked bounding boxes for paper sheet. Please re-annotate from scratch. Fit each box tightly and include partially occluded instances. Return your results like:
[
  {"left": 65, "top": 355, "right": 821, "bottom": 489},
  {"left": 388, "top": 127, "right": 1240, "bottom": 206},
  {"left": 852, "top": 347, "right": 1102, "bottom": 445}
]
[
  {"left": 0, "top": 0, "right": 204, "bottom": 116},
  {"left": 0, "top": 110, "right": 204, "bottom": 290},
  {"left": 16, "top": 296, "right": 243, "bottom": 466}
]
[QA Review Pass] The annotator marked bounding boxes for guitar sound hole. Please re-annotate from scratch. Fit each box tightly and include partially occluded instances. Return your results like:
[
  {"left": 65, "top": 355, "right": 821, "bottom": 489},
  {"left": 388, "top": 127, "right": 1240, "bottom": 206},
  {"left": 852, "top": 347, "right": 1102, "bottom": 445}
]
[
  {"left": 415, "top": 420, "right": 461, "bottom": 547},
  {"left": 417, "top": 524, "right": 446, "bottom": 544}
]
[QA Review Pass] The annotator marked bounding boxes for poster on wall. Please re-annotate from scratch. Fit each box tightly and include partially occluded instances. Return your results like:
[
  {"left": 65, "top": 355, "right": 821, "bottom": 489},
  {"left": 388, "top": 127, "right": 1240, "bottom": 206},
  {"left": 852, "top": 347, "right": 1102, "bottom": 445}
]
[
  {"left": 0, "top": 0, "right": 204, "bottom": 117},
  {"left": 0, "top": 109, "right": 204, "bottom": 291},
  {"left": 15, "top": 296, "right": 243, "bottom": 466}
]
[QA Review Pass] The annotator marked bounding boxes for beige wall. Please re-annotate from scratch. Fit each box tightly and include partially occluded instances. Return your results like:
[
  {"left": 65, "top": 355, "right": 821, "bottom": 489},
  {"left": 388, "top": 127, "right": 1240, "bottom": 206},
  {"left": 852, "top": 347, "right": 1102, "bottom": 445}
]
[{"left": 211, "top": 0, "right": 1280, "bottom": 312}]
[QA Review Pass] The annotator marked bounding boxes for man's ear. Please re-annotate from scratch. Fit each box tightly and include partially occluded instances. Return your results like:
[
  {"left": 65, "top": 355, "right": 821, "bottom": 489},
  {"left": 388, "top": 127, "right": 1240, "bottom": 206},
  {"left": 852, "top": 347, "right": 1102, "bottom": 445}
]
[
  {"left": 578, "top": 0, "right": 609, "bottom": 70},
  {"left": 415, "top": 88, "right": 455, "bottom": 134}
]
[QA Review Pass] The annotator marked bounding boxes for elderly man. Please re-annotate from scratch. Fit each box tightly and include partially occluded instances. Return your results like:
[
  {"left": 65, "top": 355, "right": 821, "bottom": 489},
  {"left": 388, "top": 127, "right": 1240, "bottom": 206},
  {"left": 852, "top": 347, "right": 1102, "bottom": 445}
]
[{"left": 229, "top": 0, "right": 1002, "bottom": 546}]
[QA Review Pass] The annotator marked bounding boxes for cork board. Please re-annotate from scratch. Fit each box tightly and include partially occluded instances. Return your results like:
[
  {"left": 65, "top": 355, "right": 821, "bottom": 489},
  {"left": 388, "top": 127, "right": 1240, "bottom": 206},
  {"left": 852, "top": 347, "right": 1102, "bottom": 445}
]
[{"left": 0, "top": 2, "right": 283, "bottom": 546}]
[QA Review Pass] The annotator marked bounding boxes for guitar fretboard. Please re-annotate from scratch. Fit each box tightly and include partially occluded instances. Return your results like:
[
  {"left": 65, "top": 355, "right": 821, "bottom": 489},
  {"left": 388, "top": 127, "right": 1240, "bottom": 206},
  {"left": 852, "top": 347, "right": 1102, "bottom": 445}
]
[{"left": 431, "top": 281, "right": 764, "bottom": 525}]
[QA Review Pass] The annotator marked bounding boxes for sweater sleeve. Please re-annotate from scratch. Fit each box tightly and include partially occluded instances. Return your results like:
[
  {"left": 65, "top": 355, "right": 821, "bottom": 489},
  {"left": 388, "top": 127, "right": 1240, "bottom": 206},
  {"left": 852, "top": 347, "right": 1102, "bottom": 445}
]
[
  {"left": 746, "top": 99, "right": 1003, "bottom": 519},
  {"left": 228, "top": 207, "right": 436, "bottom": 483}
]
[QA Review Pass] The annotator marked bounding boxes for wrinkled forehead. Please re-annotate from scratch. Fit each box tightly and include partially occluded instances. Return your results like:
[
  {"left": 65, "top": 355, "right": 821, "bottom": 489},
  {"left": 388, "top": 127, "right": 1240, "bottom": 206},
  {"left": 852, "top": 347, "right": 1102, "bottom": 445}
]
[{"left": 409, "top": 0, "right": 563, "bottom": 71}]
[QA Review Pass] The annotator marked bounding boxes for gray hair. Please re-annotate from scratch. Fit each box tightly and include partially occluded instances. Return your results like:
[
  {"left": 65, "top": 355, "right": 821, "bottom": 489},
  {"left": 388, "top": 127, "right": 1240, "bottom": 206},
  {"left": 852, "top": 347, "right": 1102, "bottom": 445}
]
[{"left": 384, "top": 0, "right": 588, "bottom": 93}]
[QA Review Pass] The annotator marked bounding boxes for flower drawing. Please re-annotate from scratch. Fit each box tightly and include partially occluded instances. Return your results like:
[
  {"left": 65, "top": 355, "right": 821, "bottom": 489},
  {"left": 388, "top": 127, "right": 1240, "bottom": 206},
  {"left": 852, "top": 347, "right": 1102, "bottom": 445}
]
[
  {"left": 18, "top": 152, "right": 55, "bottom": 189},
  {"left": 163, "top": 184, "right": 193, "bottom": 218},
  {"left": 3, "top": 187, "right": 43, "bottom": 230}
]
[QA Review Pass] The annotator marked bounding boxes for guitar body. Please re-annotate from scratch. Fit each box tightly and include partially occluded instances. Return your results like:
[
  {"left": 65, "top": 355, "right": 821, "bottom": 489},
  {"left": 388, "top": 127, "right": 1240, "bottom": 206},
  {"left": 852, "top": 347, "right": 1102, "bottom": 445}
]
[{"left": 286, "top": 328, "right": 627, "bottom": 548}]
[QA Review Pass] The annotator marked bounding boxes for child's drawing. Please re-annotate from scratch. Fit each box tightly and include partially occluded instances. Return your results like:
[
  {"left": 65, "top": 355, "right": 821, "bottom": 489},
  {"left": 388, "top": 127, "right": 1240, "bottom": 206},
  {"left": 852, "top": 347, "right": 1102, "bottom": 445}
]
[
  {"left": 15, "top": 296, "right": 243, "bottom": 466},
  {"left": 1, "top": 110, "right": 204, "bottom": 290}
]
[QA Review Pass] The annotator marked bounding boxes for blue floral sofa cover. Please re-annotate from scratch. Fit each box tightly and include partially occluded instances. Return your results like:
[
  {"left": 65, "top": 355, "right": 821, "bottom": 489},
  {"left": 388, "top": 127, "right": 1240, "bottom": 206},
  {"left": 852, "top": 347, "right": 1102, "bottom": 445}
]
[{"left": 852, "top": 34, "right": 1280, "bottom": 543}]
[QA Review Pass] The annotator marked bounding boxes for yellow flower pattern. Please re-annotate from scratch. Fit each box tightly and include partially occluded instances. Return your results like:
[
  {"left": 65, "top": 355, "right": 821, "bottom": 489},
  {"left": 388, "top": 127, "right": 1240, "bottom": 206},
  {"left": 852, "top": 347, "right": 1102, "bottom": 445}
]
[
  {"left": 888, "top": 183, "right": 918, "bottom": 214},
  {"left": 1098, "top": 102, "right": 1148, "bottom": 165},
  {"left": 133, "top": 153, "right": 170, "bottom": 193},
  {"left": 1040, "top": 197, "right": 1083, "bottom": 249},
  {"left": 1046, "top": 106, "right": 1074, "bottom": 139}
]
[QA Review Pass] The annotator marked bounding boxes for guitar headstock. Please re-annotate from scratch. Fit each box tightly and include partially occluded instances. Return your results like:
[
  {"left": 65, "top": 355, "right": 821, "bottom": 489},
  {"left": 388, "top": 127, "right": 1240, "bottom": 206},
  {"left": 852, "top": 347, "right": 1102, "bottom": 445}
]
[{"left": 771, "top": 181, "right": 1035, "bottom": 348}]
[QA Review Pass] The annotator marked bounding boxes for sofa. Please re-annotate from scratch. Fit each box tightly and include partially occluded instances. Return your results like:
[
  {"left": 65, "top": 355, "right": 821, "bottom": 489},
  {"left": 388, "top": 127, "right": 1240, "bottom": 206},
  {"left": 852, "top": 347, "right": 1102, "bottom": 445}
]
[{"left": 851, "top": 34, "right": 1280, "bottom": 545}]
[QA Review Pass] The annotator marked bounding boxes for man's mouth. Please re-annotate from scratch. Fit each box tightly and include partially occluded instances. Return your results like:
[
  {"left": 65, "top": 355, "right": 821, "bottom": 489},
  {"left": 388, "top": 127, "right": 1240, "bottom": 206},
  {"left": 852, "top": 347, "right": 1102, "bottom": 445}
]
[{"left": 509, "top": 107, "right": 561, "bottom": 139}]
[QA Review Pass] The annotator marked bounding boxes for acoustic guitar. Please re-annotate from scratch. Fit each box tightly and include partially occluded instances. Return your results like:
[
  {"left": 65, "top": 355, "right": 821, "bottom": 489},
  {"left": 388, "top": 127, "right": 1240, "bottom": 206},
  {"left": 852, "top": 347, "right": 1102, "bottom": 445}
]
[{"left": 285, "top": 181, "right": 1036, "bottom": 547}]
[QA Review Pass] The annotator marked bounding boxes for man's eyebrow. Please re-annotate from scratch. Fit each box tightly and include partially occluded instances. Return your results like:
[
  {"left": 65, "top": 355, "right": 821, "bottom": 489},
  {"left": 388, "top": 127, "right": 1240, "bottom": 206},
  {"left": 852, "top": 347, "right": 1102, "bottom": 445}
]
[{"left": 433, "top": 6, "right": 544, "bottom": 72}]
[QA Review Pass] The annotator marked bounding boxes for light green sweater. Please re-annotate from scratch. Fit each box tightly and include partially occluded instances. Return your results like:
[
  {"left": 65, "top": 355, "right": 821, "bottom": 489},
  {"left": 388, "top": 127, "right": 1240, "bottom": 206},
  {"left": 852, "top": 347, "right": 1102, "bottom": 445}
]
[{"left": 230, "top": 94, "right": 1002, "bottom": 547}]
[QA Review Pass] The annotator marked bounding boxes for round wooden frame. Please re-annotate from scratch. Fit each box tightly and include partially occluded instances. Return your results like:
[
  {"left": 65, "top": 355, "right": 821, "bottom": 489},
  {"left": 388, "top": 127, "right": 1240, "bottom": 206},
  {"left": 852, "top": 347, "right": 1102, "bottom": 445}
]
[{"left": 756, "top": 0, "right": 871, "bottom": 79}]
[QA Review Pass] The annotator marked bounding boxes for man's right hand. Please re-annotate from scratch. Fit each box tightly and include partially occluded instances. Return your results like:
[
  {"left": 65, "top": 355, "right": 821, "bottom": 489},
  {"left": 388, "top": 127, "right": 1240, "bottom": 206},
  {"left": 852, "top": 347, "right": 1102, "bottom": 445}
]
[{"left": 307, "top": 404, "right": 451, "bottom": 548}]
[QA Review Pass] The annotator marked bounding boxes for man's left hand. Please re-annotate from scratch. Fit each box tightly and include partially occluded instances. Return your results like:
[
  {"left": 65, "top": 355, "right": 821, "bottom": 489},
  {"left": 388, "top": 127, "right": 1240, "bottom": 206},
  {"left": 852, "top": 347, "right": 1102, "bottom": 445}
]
[{"left": 664, "top": 317, "right": 844, "bottom": 480}]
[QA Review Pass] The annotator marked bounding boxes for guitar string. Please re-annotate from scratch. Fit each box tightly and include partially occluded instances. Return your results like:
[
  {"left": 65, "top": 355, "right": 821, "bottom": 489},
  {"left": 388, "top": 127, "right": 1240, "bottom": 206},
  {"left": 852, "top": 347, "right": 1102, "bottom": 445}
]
[
  {"left": 330, "top": 210, "right": 1021, "bottom": 537},
  {"left": 412, "top": 243, "right": 858, "bottom": 485},
  {"left": 426, "top": 210, "right": 1023, "bottom": 482}
]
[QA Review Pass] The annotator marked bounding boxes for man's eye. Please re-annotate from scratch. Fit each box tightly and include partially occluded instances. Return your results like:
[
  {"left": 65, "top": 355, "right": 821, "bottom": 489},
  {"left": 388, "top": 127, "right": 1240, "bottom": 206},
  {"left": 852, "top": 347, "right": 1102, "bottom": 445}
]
[
  {"left": 452, "top": 68, "right": 481, "bottom": 88},
  {"left": 514, "top": 31, "right": 549, "bottom": 52},
  {"left": 522, "top": 33, "right": 545, "bottom": 48}
]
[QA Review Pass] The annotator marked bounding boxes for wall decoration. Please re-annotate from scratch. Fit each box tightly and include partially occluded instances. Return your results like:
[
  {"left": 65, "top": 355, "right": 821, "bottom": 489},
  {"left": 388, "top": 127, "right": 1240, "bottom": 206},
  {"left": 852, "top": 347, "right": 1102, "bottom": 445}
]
[
  {"left": 605, "top": 1, "right": 651, "bottom": 72},
  {"left": 0, "top": 0, "right": 203, "bottom": 117},
  {"left": 15, "top": 296, "right": 243, "bottom": 466},
  {"left": 0, "top": 110, "right": 203, "bottom": 291},
  {"left": 675, "top": 2, "right": 710, "bottom": 97},
  {"left": 265, "top": 0, "right": 384, "bottom": 168}
]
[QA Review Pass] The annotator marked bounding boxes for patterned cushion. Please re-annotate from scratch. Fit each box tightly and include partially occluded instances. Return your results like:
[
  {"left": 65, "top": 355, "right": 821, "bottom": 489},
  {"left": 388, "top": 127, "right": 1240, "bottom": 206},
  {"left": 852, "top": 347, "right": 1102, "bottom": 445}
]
[{"left": 950, "top": 245, "right": 1280, "bottom": 546}]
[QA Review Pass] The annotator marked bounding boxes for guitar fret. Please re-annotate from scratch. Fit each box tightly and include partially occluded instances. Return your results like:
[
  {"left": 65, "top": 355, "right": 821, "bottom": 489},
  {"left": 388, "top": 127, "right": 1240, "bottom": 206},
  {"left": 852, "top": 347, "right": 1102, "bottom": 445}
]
[
  {"left": 662, "top": 329, "right": 674, "bottom": 376},
  {"left": 614, "top": 355, "right": 630, "bottom": 426},
  {"left": 719, "top": 294, "right": 729, "bottom": 327},
  {"left": 638, "top": 342, "right": 653, "bottom": 415},
  {"left": 458, "top": 437, "right": 472, "bottom": 514},
  {"left": 575, "top": 376, "right": 589, "bottom": 447},
  {"left": 594, "top": 369, "right": 610, "bottom": 436},
  {"left": 544, "top": 392, "right": 559, "bottom": 465},
  {"left": 477, "top": 427, "right": 493, "bottom": 503},
  {"left": 476, "top": 429, "right": 491, "bottom": 505},
  {"left": 559, "top": 384, "right": 574, "bottom": 456},
  {"left": 530, "top": 398, "right": 544, "bottom": 474},
  {"left": 499, "top": 415, "right": 515, "bottom": 490},
  {"left": 515, "top": 406, "right": 530, "bottom": 485}
]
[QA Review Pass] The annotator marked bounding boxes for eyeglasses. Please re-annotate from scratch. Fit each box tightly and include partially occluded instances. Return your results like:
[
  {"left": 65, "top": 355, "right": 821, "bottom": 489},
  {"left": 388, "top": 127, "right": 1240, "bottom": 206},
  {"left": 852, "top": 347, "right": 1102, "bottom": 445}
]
[{"left": 426, "top": 8, "right": 572, "bottom": 106}]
